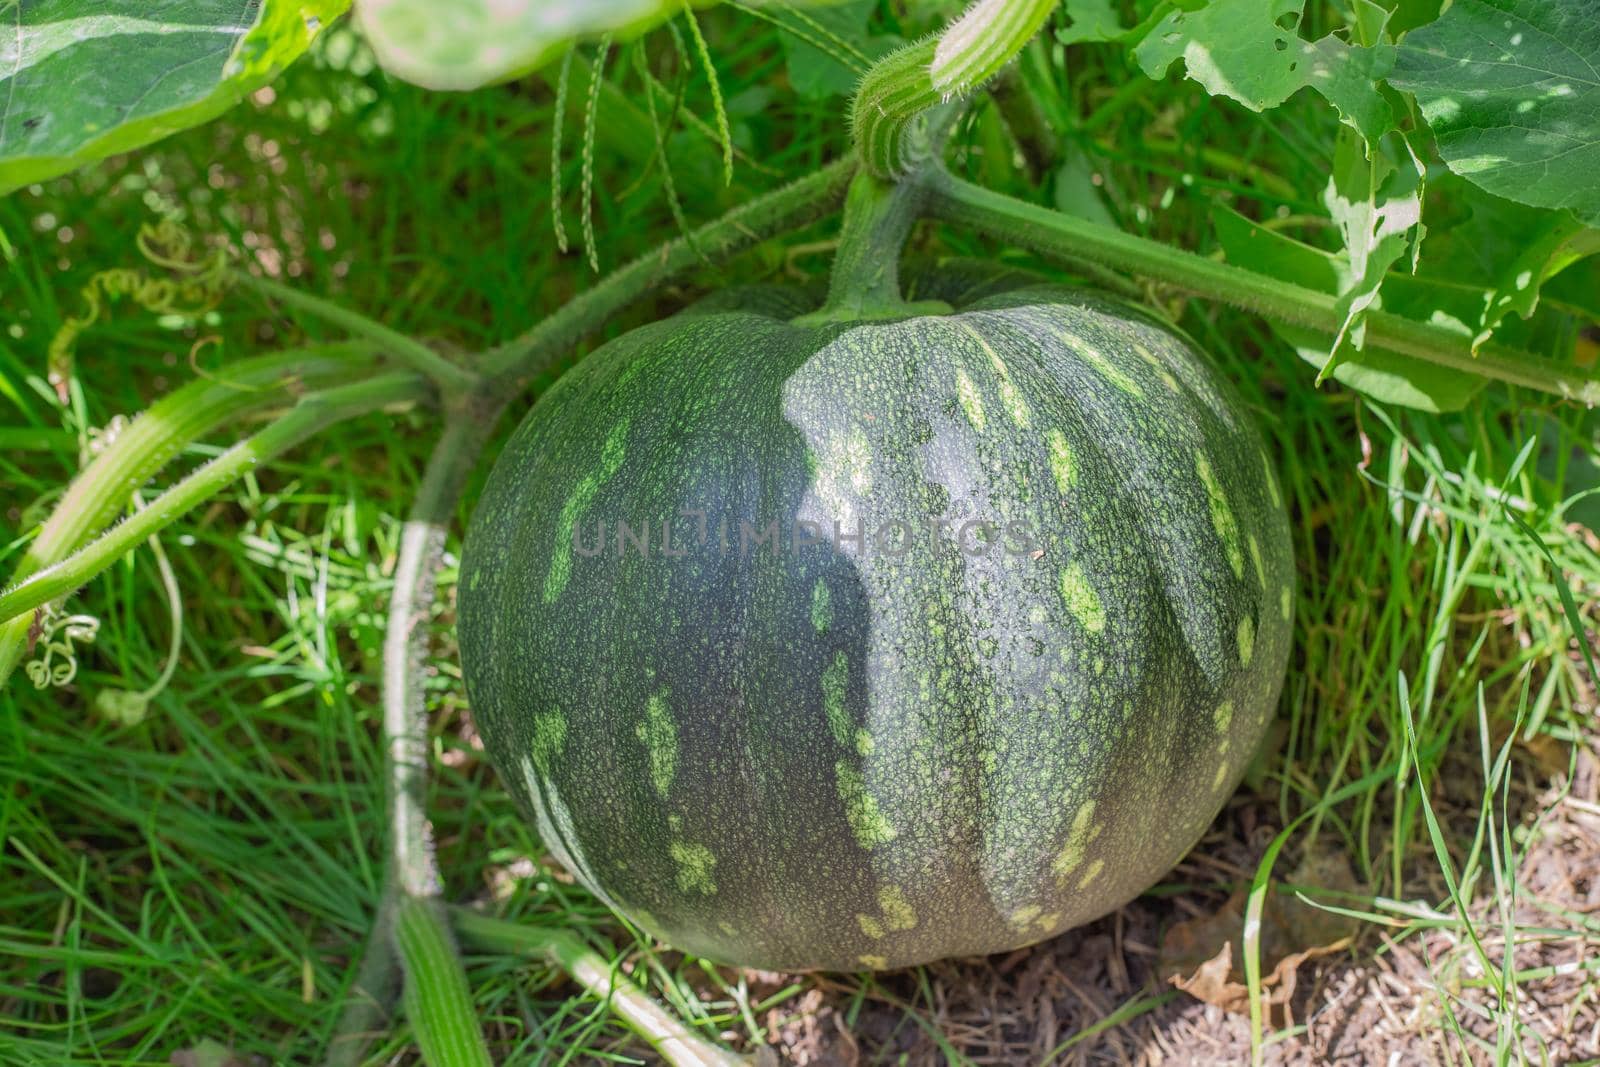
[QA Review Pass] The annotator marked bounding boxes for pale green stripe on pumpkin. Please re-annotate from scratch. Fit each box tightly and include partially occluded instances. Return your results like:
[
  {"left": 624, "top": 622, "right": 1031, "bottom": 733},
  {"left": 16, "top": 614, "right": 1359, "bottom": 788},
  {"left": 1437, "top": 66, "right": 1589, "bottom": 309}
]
[
  {"left": 878, "top": 885, "right": 917, "bottom": 930},
  {"left": 857, "top": 914, "right": 885, "bottom": 939},
  {"left": 1076, "top": 858, "right": 1105, "bottom": 889},
  {"left": 1133, "top": 341, "right": 1179, "bottom": 392},
  {"left": 1280, "top": 586, "right": 1292, "bottom": 620},
  {"left": 836, "top": 762, "right": 896, "bottom": 848},
  {"left": 811, "top": 577, "right": 833, "bottom": 634},
  {"left": 530, "top": 709, "right": 567, "bottom": 775},
  {"left": 1213, "top": 699, "right": 1234, "bottom": 734},
  {"left": 1237, "top": 616, "right": 1255, "bottom": 667},
  {"left": 1248, "top": 534, "right": 1266, "bottom": 589},
  {"left": 822, "top": 651, "right": 851, "bottom": 747},
  {"left": 1058, "top": 563, "right": 1106, "bottom": 634},
  {"left": 956, "top": 321, "right": 1031, "bottom": 428},
  {"left": 544, "top": 417, "right": 631, "bottom": 603},
  {"left": 955, "top": 368, "right": 986, "bottom": 431},
  {"left": 668, "top": 840, "right": 717, "bottom": 895},
  {"left": 996, "top": 377, "right": 1030, "bottom": 429},
  {"left": 1058, "top": 327, "right": 1143, "bottom": 398},
  {"left": 1046, "top": 429, "right": 1076, "bottom": 494},
  {"left": 1212, "top": 761, "right": 1229, "bottom": 791},
  {"left": 636, "top": 687, "right": 678, "bottom": 799},
  {"left": 1195, "top": 454, "right": 1245, "bottom": 580},
  {"left": 1263, "top": 451, "right": 1283, "bottom": 508},
  {"left": 1052, "top": 800, "right": 1099, "bottom": 879},
  {"left": 859, "top": 953, "right": 888, "bottom": 969}
]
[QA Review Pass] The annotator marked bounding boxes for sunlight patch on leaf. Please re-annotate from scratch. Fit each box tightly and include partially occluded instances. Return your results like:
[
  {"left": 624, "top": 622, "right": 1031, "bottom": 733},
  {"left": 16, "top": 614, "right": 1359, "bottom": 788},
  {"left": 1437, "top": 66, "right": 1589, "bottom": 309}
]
[
  {"left": 1391, "top": 0, "right": 1600, "bottom": 226},
  {"left": 0, "top": 0, "right": 347, "bottom": 193},
  {"left": 1321, "top": 130, "right": 1423, "bottom": 372},
  {"left": 1131, "top": 0, "right": 1394, "bottom": 141},
  {"left": 356, "top": 0, "right": 664, "bottom": 90},
  {"left": 1390, "top": 181, "right": 1600, "bottom": 355},
  {"left": 357, "top": 0, "right": 840, "bottom": 91}
]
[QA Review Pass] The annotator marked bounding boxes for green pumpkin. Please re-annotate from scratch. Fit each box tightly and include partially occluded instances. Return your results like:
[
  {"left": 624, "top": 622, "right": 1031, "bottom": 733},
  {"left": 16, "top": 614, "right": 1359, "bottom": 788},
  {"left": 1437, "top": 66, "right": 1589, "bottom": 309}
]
[{"left": 458, "top": 270, "right": 1293, "bottom": 972}]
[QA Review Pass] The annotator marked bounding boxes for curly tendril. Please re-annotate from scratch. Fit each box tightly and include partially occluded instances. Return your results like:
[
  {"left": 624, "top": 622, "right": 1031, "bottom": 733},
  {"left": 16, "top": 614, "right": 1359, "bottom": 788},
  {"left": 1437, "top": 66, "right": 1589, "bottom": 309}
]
[
  {"left": 24, "top": 607, "right": 100, "bottom": 689},
  {"left": 47, "top": 219, "right": 232, "bottom": 402}
]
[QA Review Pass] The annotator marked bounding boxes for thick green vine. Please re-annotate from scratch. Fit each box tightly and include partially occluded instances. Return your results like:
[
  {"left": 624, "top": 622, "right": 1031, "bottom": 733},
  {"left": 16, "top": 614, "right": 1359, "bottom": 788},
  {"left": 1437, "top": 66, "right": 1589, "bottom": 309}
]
[
  {"left": 0, "top": 345, "right": 383, "bottom": 687},
  {"left": 481, "top": 156, "right": 857, "bottom": 390},
  {"left": 925, "top": 171, "right": 1600, "bottom": 402},
  {"left": 799, "top": 168, "right": 949, "bottom": 324},
  {"left": 0, "top": 372, "right": 430, "bottom": 635}
]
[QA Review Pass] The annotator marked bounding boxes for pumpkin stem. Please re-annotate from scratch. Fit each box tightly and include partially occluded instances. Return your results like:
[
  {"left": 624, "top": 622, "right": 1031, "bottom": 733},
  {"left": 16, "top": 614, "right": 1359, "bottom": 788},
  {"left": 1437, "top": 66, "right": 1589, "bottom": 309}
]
[{"left": 799, "top": 165, "right": 952, "bottom": 325}]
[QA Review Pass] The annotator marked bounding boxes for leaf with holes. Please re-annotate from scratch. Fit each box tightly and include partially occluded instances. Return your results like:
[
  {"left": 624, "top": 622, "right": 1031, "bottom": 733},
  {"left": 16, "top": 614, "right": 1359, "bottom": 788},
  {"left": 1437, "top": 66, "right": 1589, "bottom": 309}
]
[
  {"left": 1391, "top": 0, "right": 1600, "bottom": 226},
  {"left": 0, "top": 0, "right": 346, "bottom": 194},
  {"left": 1321, "top": 130, "right": 1423, "bottom": 372},
  {"left": 1054, "top": 0, "right": 1129, "bottom": 45},
  {"left": 1131, "top": 0, "right": 1395, "bottom": 142}
]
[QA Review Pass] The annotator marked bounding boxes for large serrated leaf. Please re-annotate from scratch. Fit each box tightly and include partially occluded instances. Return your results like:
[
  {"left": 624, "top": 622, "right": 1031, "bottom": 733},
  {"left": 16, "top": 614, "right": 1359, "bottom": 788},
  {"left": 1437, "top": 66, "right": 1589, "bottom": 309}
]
[
  {"left": 1391, "top": 0, "right": 1600, "bottom": 226},
  {"left": 0, "top": 1, "right": 346, "bottom": 194},
  {"left": 1131, "top": 0, "right": 1395, "bottom": 142}
]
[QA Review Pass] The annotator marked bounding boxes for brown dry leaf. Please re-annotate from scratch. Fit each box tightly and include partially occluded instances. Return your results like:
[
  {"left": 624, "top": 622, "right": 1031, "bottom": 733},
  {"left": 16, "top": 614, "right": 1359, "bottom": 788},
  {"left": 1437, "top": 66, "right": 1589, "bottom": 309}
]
[
  {"left": 1160, "top": 847, "right": 1361, "bottom": 1024},
  {"left": 1170, "top": 940, "right": 1240, "bottom": 1011}
]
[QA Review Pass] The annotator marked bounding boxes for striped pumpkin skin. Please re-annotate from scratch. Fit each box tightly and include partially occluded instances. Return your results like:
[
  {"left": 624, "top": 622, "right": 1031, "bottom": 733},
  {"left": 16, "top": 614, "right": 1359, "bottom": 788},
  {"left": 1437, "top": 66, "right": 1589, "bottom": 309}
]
[{"left": 459, "top": 282, "right": 1293, "bottom": 972}]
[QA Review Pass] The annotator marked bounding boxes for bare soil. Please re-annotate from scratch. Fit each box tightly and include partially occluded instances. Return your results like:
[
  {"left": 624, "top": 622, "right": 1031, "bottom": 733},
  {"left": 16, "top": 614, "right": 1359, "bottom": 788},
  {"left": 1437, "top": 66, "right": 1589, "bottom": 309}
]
[{"left": 722, "top": 735, "right": 1600, "bottom": 1066}]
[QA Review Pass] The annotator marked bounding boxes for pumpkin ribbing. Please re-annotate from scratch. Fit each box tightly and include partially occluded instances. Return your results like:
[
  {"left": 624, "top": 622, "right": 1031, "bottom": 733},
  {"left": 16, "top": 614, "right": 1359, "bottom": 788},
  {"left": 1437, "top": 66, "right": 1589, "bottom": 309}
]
[{"left": 459, "top": 277, "right": 1292, "bottom": 972}]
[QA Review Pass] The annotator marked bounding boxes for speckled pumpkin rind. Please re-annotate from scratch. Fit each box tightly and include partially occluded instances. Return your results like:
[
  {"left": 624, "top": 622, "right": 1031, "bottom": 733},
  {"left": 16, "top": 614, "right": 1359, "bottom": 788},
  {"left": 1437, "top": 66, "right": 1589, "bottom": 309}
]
[{"left": 458, "top": 281, "right": 1293, "bottom": 973}]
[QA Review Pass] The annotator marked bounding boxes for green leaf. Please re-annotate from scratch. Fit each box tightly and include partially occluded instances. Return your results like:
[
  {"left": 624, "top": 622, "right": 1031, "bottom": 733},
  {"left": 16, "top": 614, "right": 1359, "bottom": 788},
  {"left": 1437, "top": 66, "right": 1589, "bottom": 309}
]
[
  {"left": 1212, "top": 205, "right": 1485, "bottom": 411},
  {"left": 356, "top": 0, "right": 847, "bottom": 91},
  {"left": 356, "top": 0, "right": 672, "bottom": 90},
  {"left": 1052, "top": 146, "right": 1117, "bottom": 228},
  {"left": 1321, "top": 130, "right": 1423, "bottom": 369},
  {"left": 1391, "top": 0, "right": 1600, "bottom": 226},
  {"left": 1397, "top": 180, "right": 1600, "bottom": 351},
  {"left": 0, "top": 0, "right": 346, "bottom": 194},
  {"left": 777, "top": 0, "right": 901, "bottom": 101},
  {"left": 1055, "top": 0, "right": 1128, "bottom": 45},
  {"left": 1131, "top": 0, "right": 1394, "bottom": 141},
  {"left": 1297, "top": 32, "right": 1396, "bottom": 143}
]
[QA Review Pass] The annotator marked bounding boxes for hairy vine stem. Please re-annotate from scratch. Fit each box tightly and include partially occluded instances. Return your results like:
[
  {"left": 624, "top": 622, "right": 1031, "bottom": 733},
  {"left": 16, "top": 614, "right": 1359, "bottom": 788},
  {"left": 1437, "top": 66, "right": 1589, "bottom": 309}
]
[
  {"left": 324, "top": 408, "right": 499, "bottom": 1066},
  {"left": 925, "top": 171, "right": 1600, "bottom": 402},
  {"left": 452, "top": 909, "right": 750, "bottom": 1067},
  {"left": 379, "top": 413, "right": 498, "bottom": 1063},
  {"left": 0, "top": 372, "right": 430, "bottom": 635},
  {"left": 236, "top": 273, "right": 479, "bottom": 395},
  {"left": 0, "top": 344, "right": 384, "bottom": 687},
  {"left": 480, "top": 156, "right": 857, "bottom": 390}
]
